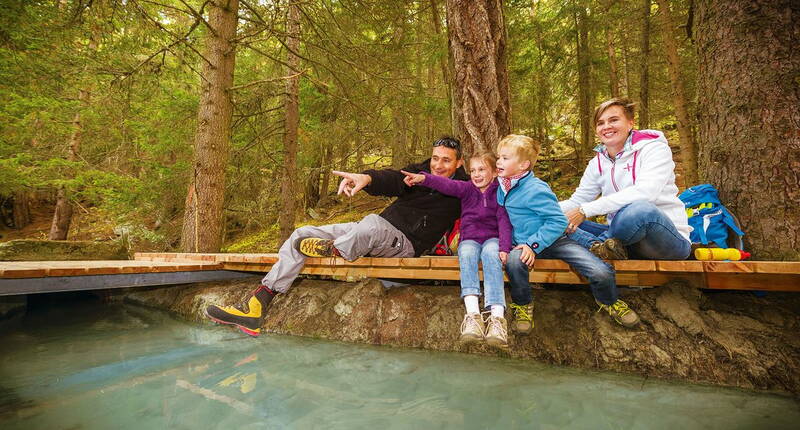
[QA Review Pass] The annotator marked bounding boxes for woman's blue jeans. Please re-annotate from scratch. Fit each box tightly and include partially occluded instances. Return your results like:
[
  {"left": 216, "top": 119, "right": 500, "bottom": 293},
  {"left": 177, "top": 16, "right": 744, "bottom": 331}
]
[
  {"left": 458, "top": 238, "right": 506, "bottom": 309},
  {"left": 568, "top": 200, "right": 691, "bottom": 260},
  {"left": 505, "top": 236, "right": 618, "bottom": 306}
]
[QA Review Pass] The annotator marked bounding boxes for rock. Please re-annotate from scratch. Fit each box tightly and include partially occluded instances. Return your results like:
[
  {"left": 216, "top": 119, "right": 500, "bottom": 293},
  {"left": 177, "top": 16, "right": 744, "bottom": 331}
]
[
  {"left": 123, "top": 278, "right": 800, "bottom": 394},
  {"left": 0, "top": 239, "right": 129, "bottom": 261}
]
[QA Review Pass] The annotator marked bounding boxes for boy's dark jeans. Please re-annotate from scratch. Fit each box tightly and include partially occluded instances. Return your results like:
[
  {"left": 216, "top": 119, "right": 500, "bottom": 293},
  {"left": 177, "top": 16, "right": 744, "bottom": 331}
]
[{"left": 505, "top": 236, "right": 618, "bottom": 306}]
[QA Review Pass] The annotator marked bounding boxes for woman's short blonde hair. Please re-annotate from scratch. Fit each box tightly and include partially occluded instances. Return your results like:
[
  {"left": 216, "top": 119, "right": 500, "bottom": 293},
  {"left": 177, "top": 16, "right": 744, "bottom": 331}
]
[
  {"left": 496, "top": 134, "right": 540, "bottom": 167},
  {"left": 593, "top": 98, "right": 636, "bottom": 126}
]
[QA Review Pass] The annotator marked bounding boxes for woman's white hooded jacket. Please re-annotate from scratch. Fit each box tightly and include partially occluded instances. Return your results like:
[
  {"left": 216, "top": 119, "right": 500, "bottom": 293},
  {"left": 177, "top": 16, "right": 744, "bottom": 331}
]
[{"left": 559, "top": 129, "right": 691, "bottom": 241}]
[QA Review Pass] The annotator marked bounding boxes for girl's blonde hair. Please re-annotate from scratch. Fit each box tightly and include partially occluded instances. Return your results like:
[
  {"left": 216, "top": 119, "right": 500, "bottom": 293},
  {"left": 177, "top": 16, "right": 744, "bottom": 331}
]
[
  {"left": 496, "top": 134, "right": 540, "bottom": 167},
  {"left": 469, "top": 152, "right": 498, "bottom": 171}
]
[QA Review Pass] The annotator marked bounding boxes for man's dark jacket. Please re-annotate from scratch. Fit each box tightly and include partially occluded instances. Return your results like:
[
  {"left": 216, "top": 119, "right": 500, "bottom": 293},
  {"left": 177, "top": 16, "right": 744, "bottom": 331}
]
[{"left": 363, "top": 159, "right": 469, "bottom": 257}]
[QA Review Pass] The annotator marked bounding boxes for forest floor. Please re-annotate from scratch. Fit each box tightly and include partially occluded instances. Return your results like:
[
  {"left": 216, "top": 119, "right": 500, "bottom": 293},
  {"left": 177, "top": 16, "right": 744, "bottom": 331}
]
[{"left": 0, "top": 164, "right": 584, "bottom": 254}]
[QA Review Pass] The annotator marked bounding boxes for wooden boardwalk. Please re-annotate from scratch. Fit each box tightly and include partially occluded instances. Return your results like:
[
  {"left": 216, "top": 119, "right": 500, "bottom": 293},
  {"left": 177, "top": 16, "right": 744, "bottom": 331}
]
[
  {"left": 134, "top": 252, "right": 800, "bottom": 292},
  {"left": 0, "top": 260, "right": 254, "bottom": 296}
]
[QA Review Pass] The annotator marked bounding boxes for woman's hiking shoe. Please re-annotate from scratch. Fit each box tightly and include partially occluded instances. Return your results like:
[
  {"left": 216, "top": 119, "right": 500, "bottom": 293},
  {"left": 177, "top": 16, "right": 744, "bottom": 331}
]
[
  {"left": 297, "top": 238, "right": 340, "bottom": 258},
  {"left": 205, "top": 285, "right": 275, "bottom": 336},
  {"left": 596, "top": 299, "right": 640, "bottom": 328},
  {"left": 509, "top": 302, "right": 534, "bottom": 335},
  {"left": 459, "top": 313, "right": 485, "bottom": 344},
  {"left": 484, "top": 315, "right": 509, "bottom": 349},
  {"left": 589, "top": 238, "right": 628, "bottom": 260}
]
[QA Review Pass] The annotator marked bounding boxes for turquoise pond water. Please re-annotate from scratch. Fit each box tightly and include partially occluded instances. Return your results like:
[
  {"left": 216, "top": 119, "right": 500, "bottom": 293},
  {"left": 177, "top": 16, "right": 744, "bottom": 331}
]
[{"left": 0, "top": 298, "right": 798, "bottom": 430}]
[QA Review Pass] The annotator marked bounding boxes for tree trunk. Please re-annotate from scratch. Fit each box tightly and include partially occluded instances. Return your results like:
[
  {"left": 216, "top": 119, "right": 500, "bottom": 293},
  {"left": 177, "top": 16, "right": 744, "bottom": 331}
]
[
  {"left": 656, "top": 0, "right": 698, "bottom": 186},
  {"left": 12, "top": 192, "right": 31, "bottom": 229},
  {"left": 695, "top": 0, "right": 800, "bottom": 260},
  {"left": 49, "top": 85, "right": 88, "bottom": 240},
  {"left": 639, "top": 0, "right": 651, "bottom": 128},
  {"left": 445, "top": 0, "right": 511, "bottom": 156},
  {"left": 530, "top": 1, "right": 550, "bottom": 146},
  {"left": 429, "top": 0, "right": 454, "bottom": 138},
  {"left": 657, "top": 0, "right": 698, "bottom": 186},
  {"left": 180, "top": 0, "right": 238, "bottom": 252},
  {"left": 278, "top": 0, "right": 301, "bottom": 243},
  {"left": 606, "top": 27, "right": 620, "bottom": 98},
  {"left": 575, "top": 0, "right": 592, "bottom": 152}
]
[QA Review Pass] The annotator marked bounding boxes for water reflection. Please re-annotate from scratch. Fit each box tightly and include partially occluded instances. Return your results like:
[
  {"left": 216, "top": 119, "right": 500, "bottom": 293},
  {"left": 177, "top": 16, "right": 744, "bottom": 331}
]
[{"left": 0, "top": 301, "right": 798, "bottom": 429}]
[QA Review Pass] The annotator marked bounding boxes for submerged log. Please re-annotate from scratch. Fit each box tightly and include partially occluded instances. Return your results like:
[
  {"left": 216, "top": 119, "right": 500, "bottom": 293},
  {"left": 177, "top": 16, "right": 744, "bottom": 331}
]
[{"left": 124, "top": 278, "right": 800, "bottom": 394}]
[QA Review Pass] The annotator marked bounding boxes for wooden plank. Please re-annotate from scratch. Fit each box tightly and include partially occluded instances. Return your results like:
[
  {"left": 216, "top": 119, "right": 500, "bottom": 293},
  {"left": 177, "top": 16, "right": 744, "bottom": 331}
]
[
  {"left": 703, "top": 261, "right": 754, "bottom": 273},
  {"left": 429, "top": 258, "right": 460, "bottom": 268},
  {"left": 656, "top": 260, "right": 705, "bottom": 272},
  {"left": 706, "top": 273, "right": 800, "bottom": 292},
  {"left": 614, "top": 260, "right": 657, "bottom": 271},
  {"left": 752, "top": 261, "right": 800, "bottom": 274}
]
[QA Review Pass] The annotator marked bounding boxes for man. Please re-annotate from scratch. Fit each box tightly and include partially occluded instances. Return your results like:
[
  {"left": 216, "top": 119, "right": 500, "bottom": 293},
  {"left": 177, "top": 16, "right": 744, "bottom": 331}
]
[{"left": 206, "top": 137, "right": 468, "bottom": 336}]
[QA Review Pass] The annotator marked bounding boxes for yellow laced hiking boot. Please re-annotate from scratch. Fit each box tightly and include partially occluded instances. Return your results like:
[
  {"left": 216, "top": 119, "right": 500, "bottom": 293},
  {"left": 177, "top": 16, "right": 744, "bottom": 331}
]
[
  {"left": 596, "top": 299, "right": 640, "bottom": 328},
  {"left": 485, "top": 315, "right": 509, "bottom": 349},
  {"left": 458, "top": 313, "right": 485, "bottom": 344},
  {"left": 297, "top": 238, "right": 340, "bottom": 258},
  {"left": 603, "top": 238, "right": 628, "bottom": 260},
  {"left": 205, "top": 286, "right": 275, "bottom": 336},
  {"left": 509, "top": 302, "right": 534, "bottom": 335},
  {"left": 589, "top": 238, "right": 628, "bottom": 260}
]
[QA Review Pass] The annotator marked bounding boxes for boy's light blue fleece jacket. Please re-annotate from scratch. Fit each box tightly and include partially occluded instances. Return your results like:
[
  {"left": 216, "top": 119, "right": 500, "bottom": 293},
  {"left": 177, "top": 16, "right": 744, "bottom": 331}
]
[{"left": 497, "top": 172, "right": 568, "bottom": 254}]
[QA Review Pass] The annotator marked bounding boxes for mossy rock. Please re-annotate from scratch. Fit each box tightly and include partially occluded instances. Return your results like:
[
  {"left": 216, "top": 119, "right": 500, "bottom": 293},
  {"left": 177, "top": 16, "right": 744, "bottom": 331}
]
[{"left": 0, "top": 239, "right": 129, "bottom": 261}]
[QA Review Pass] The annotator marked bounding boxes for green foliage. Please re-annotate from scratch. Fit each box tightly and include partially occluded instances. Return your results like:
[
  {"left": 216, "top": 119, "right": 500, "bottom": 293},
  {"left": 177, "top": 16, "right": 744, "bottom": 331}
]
[{"left": 0, "top": 0, "right": 699, "bottom": 250}]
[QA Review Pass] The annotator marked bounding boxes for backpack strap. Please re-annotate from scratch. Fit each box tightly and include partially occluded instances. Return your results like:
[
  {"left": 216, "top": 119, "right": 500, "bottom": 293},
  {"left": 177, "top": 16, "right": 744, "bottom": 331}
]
[{"left": 720, "top": 207, "right": 745, "bottom": 236}]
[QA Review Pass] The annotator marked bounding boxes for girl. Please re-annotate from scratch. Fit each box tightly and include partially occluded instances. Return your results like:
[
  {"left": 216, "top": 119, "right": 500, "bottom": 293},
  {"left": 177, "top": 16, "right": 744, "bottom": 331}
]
[{"left": 402, "top": 153, "right": 512, "bottom": 348}]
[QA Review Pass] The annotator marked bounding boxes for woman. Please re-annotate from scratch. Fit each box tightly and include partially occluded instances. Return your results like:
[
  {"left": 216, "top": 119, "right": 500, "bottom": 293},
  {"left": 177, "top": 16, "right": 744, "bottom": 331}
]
[{"left": 560, "top": 98, "right": 691, "bottom": 260}]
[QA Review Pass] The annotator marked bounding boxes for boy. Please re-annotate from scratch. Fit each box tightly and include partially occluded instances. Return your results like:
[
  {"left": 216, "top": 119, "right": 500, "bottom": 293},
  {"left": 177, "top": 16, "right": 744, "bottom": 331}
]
[{"left": 496, "top": 135, "right": 640, "bottom": 334}]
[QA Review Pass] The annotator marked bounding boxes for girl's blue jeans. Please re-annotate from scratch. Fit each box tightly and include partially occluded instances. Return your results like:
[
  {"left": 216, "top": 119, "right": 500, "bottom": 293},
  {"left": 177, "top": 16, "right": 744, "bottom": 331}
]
[
  {"left": 568, "top": 200, "right": 691, "bottom": 260},
  {"left": 457, "top": 238, "right": 506, "bottom": 309}
]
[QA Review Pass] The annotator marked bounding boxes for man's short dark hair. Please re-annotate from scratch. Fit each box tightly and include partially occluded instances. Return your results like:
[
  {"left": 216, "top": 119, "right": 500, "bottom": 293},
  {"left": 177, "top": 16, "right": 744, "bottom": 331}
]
[{"left": 432, "top": 136, "right": 462, "bottom": 159}]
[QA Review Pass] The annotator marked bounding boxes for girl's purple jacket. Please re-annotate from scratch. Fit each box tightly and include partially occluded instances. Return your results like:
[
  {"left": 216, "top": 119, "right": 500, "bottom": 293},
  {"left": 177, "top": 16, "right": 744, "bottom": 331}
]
[{"left": 420, "top": 172, "right": 512, "bottom": 252}]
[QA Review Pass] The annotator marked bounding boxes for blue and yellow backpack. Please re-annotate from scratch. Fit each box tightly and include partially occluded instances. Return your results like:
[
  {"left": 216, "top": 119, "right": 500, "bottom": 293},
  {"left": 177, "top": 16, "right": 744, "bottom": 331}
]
[{"left": 679, "top": 184, "right": 745, "bottom": 249}]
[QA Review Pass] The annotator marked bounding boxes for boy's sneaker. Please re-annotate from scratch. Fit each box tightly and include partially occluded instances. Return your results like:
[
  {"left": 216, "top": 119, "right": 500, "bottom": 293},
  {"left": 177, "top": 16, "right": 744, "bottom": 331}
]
[
  {"left": 589, "top": 238, "right": 628, "bottom": 260},
  {"left": 596, "top": 299, "right": 640, "bottom": 328},
  {"left": 205, "top": 285, "right": 276, "bottom": 336},
  {"left": 297, "top": 238, "right": 340, "bottom": 258},
  {"left": 484, "top": 315, "right": 509, "bottom": 348},
  {"left": 509, "top": 302, "right": 534, "bottom": 334},
  {"left": 459, "top": 313, "right": 485, "bottom": 344}
]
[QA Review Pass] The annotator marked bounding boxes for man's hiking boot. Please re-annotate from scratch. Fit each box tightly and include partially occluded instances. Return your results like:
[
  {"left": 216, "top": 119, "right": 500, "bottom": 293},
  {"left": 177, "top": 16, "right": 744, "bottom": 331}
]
[
  {"left": 297, "top": 238, "right": 340, "bottom": 258},
  {"left": 459, "top": 313, "right": 485, "bottom": 344},
  {"left": 509, "top": 302, "right": 534, "bottom": 335},
  {"left": 589, "top": 238, "right": 628, "bottom": 260},
  {"left": 596, "top": 299, "right": 640, "bottom": 328},
  {"left": 205, "top": 285, "right": 275, "bottom": 336},
  {"left": 484, "top": 315, "right": 509, "bottom": 349}
]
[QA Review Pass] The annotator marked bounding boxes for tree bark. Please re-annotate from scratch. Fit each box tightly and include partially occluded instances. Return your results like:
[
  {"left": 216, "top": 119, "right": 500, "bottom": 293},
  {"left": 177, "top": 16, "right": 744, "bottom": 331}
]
[
  {"left": 49, "top": 85, "right": 87, "bottom": 240},
  {"left": 695, "top": 0, "right": 800, "bottom": 260},
  {"left": 575, "top": 0, "right": 592, "bottom": 152},
  {"left": 12, "top": 192, "right": 31, "bottom": 229},
  {"left": 639, "top": 0, "right": 651, "bottom": 128},
  {"left": 445, "top": 0, "right": 511, "bottom": 157},
  {"left": 606, "top": 27, "right": 620, "bottom": 98},
  {"left": 180, "top": 0, "right": 239, "bottom": 252},
  {"left": 656, "top": 0, "right": 698, "bottom": 186},
  {"left": 278, "top": 0, "right": 301, "bottom": 243}
]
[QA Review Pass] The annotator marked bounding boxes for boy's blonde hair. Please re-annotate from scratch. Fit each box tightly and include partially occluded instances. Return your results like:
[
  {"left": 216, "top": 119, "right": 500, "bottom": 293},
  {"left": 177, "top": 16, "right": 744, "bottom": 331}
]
[
  {"left": 496, "top": 134, "right": 540, "bottom": 168},
  {"left": 469, "top": 152, "right": 497, "bottom": 171}
]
